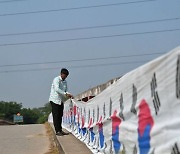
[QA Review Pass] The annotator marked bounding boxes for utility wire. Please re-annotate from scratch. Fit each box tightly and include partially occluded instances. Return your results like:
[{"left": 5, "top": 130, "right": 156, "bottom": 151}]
[
  {"left": 0, "top": 0, "right": 27, "bottom": 4},
  {"left": 0, "top": 52, "right": 164, "bottom": 68},
  {"left": 0, "top": 0, "right": 157, "bottom": 16},
  {"left": 0, "top": 60, "right": 149, "bottom": 73},
  {"left": 0, "top": 28, "right": 180, "bottom": 47},
  {"left": 0, "top": 17, "right": 179, "bottom": 37}
]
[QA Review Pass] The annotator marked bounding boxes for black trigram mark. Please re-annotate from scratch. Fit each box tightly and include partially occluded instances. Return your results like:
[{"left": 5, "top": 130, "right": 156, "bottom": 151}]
[
  {"left": 151, "top": 73, "right": 161, "bottom": 115},
  {"left": 80, "top": 107, "right": 82, "bottom": 117},
  {"left": 109, "top": 140, "right": 113, "bottom": 154},
  {"left": 133, "top": 145, "right": 137, "bottom": 154},
  {"left": 103, "top": 142, "right": 107, "bottom": 153},
  {"left": 171, "top": 143, "right": 180, "bottom": 154},
  {"left": 122, "top": 144, "right": 126, "bottom": 154},
  {"left": 131, "top": 84, "right": 137, "bottom": 115},
  {"left": 150, "top": 148, "right": 155, "bottom": 154},
  {"left": 87, "top": 131, "right": 90, "bottom": 145},
  {"left": 93, "top": 136, "right": 97, "bottom": 147},
  {"left": 84, "top": 107, "right": 86, "bottom": 119},
  {"left": 88, "top": 109, "right": 90, "bottom": 124},
  {"left": 119, "top": 93, "right": 125, "bottom": 120},
  {"left": 109, "top": 98, "right": 112, "bottom": 117},
  {"left": 176, "top": 55, "right": 180, "bottom": 99},
  {"left": 93, "top": 108, "right": 95, "bottom": 123},
  {"left": 103, "top": 102, "right": 106, "bottom": 119},
  {"left": 97, "top": 105, "right": 99, "bottom": 122},
  {"left": 97, "top": 135, "right": 100, "bottom": 150}
]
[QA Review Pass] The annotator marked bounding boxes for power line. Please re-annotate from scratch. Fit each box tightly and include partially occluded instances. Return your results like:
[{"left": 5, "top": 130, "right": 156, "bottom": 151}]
[
  {"left": 0, "top": 60, "right": 149, "bottom": 73},
  {"left": 0, "top": 17, "right": 179, "bottom": 37},
  {"left": 0, "top": 0, "right": 157, "bottom": 16},
  {"left": 0, "top": 28, "right": 180, "bottom": 47},
  {"left": 0, "top": 52, "right": 164, "bottom": 68},
  {"left": 0, "top": 0, "right": 28, "bottom": 4}
]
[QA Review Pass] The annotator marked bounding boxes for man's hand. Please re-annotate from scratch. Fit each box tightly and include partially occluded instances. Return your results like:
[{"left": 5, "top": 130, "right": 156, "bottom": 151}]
[{"left": 66, "top": 93, "right": 74, "bottom": 99}]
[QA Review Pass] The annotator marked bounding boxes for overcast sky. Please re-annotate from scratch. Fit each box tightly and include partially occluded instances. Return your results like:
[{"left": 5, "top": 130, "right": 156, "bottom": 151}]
[{"left": 0, "top": 0, "right": 179, "bottom": 108}]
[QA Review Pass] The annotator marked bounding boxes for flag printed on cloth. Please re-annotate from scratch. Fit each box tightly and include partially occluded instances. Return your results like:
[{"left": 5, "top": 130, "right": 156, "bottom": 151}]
[
  {"left": 73, "top": 105, "right": 77, "bottom": 125},
  {"left": 88, "top": 117, "right": 95, "bottom": 143},
  {"left": 81, "top": 115, "right": 87, "bottom": 136},
  {"left": 111, "top": 110, "right": 122, "bottom": 153},
  {"left": 96, "top": 116, "right": 104, "bottom": 149},
  {"left": 138, "top": 99, "right": 154, "bottom": 154}
]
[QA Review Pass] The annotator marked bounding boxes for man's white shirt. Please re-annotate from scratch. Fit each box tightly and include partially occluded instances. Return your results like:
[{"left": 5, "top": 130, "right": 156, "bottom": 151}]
[{"left": 49, "top": 76, "right": 69, "bottom": 105}]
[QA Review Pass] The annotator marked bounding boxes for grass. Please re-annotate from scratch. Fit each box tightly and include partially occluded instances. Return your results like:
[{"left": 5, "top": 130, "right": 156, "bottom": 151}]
[{"left": 44, "top": 122, "right": 59, "bottom": 154}]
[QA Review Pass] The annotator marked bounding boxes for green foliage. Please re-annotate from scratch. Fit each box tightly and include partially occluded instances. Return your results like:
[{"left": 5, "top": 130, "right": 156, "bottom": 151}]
[
  {"left": 20, "top": 108, "right": 39, "bottom": 124},
  {"left": 0, "top": 101, "right": 22, "bottom": 121},
  {"left": 33, "top": 103, "right": 51, "bottom": 124},
  {"left": 0, "top": 101, "right": 51, "bottom": 124}
]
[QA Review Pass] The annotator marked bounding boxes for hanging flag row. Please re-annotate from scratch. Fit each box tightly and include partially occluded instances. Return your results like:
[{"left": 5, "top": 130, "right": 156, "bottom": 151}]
[{"left": 51, "top": 46, "right": 180, "bottom": 154}]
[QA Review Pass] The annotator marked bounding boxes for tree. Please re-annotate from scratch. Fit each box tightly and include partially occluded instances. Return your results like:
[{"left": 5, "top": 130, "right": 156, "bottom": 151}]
[
  {"left": 0, "top": 101, "right": 22, "bottom": 121},
  {"left": 0, "top": 101, "right": 51, "bottom": 124},
  {"left": 20, "top": 108, "right": 39, "bottom": 124},
  {"left": 36, "top": 103, "right": 51, "bottom": 124}
]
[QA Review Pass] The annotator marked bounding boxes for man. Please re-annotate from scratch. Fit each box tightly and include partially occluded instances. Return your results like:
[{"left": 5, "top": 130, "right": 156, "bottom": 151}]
[{"left": 49, "top": 68, "right": 73, "bottom": 136}]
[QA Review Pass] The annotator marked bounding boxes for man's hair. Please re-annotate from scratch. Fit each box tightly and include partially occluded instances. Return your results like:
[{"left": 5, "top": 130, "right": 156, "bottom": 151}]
[{"left": 61, "top": 68, "right": 69, "bottom": 76}]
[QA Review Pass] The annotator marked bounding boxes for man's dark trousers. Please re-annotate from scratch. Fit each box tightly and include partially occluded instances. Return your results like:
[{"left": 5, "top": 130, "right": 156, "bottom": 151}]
[{"left": 50, "top": 101, "right": 64, "bottom": 133}]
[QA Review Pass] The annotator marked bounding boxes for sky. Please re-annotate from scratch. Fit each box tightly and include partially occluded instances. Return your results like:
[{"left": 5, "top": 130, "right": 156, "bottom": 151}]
[{"left": 0, "top": 0, "right": 179, "bottom": 108}]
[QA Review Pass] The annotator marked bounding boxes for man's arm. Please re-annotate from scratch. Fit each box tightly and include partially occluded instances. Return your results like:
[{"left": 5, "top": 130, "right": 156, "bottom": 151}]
[
  {"left": 64, "top": 82, "right": 74, "bottom": 98},
  {"left": 53, "top": 78, "right": 66, "bottom": 95}
]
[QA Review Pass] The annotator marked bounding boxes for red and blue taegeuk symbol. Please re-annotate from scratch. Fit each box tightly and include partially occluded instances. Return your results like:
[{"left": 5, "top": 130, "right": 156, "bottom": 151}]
[{"left": 138, "top": 99, "right": 154, "bottom": 154}]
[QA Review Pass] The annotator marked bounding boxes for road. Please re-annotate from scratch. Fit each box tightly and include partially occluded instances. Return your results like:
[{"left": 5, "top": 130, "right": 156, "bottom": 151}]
[{"left": 0, "top": 124, "right": 50, "bottom": 154}]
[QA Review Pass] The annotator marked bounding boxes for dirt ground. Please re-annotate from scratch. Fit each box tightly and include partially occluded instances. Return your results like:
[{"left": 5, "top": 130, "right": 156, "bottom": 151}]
[{"left": 45, "top": 122, "right": 59, "bottom": 154}]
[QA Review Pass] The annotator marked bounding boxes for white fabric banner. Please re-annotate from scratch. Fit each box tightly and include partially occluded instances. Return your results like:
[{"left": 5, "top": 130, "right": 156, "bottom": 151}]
[{"left": 54, "top": 47, "right": 180, "bottom": 154}]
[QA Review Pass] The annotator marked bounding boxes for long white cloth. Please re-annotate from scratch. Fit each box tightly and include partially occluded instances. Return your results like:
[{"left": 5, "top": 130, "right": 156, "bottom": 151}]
[{"left": 50, "top": 46, "right": 180, "bottom": 154}]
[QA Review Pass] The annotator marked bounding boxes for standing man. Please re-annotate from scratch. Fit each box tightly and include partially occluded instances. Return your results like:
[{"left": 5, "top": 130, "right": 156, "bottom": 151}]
[{"left": 49, "top": 68, "right": 73, "bottom": 136}]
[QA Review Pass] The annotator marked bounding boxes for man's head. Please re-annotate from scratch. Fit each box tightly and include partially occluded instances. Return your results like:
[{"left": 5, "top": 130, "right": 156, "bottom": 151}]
[{"left": 60, "top": 68, "right": 69, "bottom": 80}]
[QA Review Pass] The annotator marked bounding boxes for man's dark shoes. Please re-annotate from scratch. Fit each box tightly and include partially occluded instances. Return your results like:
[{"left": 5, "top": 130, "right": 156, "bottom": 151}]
[
  {"left": 56, "top": 131, "right": 64, "bottom": 136},
  {"left": 56, "top": 131, "right": 69, "bottom": 136},
  {"left": 61, "top": 130, "right": 69, "bottom": 135}
]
